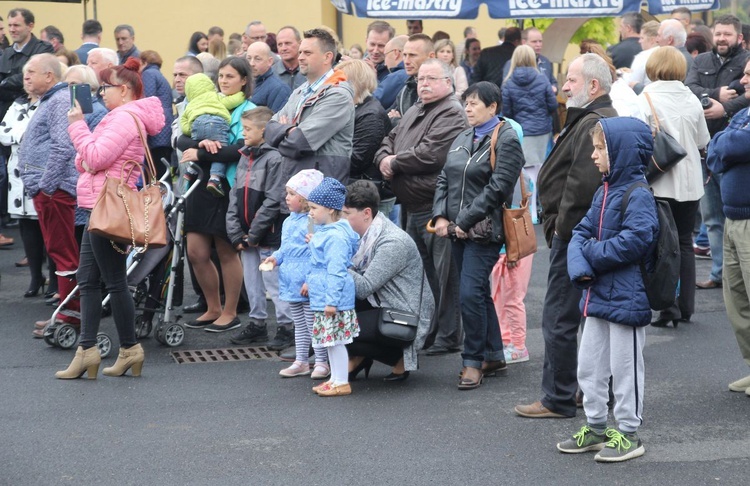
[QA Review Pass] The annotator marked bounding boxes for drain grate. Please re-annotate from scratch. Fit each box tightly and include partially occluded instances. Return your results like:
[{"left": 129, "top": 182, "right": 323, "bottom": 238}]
[{"left": 171, "top": 346, "right": 277, "bottom": 364}]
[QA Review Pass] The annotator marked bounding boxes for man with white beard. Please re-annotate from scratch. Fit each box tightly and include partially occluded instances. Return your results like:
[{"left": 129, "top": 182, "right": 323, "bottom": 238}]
[{"left": 515, "top": 54, "right": 618, "bottom": 419}]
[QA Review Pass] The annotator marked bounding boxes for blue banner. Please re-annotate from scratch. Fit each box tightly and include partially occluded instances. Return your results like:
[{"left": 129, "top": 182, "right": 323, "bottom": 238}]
[
  {"left": 646, "top": 0, "right": 719, "bottom": 15},
  {"left": 332, "top": 0, "right": 718, "bottom": 18},
  {"left": 331, "top": 0, "right": 642, "bottom": 19}
]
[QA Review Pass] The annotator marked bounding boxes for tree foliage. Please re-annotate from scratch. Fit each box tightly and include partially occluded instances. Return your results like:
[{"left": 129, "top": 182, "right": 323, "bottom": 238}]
[{"left": 512, "top": 17, "right": 618, "bottom": 47}]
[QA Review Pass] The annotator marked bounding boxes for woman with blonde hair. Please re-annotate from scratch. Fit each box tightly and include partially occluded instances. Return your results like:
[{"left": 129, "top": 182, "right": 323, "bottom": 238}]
[
  {"left": 335, "top": 59, "right": 391, "bottom": 214},
  {"left": 637, "top": 46, "right": 710, "bottom": 328},
  {"left": 208, "top": 38, "right": 227, "bottom": 60},
  {"left": 501, "top": 44, "right": 557, "bottom": 222},
  {"left": 434, "top": 39, "right": 468, "bottom": 96}
]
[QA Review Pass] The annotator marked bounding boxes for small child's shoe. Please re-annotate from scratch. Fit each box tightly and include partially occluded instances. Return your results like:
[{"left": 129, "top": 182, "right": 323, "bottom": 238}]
[
  {"left": 206, "top": 177, "right": 225, "bottom": 197},
  {"left": 311, "top": 362, "right": 330, "bottom": 380},
  {"left": 312, "top": 380, "right": 333, "bottom": 393},
  {"left": 504, "top": 344, "right": 529, "bottom": 364},
  {"left": 317, "top": 382, "right": 352, "bottom": 397},
  {"left": 279, "top": 361, "right": 310, "bottom": 378}
]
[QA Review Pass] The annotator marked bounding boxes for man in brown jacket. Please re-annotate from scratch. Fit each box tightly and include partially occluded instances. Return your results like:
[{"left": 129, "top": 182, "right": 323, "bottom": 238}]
[
  {"left": 376, "top": 59, "right": 468, "bottom": 354},
  {"left": 515, "top": 54, "right": 618, "bottom": 419}
]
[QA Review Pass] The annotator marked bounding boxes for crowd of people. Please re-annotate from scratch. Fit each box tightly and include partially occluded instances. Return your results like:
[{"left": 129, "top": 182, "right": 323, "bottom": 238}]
[{"left": 0, "top": 6, "right": 749, "bottom": 464}]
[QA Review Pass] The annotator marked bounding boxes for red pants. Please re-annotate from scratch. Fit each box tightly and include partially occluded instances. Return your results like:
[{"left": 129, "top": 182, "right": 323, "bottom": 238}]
[
  {"left": 33, "top": 190, "right": 80, "bottom": 317},
  {"left": 491, "top": 253, "right": 533, "bottom": 349}
]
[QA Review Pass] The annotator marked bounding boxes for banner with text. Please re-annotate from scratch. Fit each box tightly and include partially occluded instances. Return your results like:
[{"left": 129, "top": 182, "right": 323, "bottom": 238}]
[
  {"left": 645, "top": 0, "right": 719, "bottom": 15},
  {"left": 331, "top": 0, "right": 642, "bottom": 19},
  {"left": 332, "top": 0, "right": 719, "bottom": 18}
]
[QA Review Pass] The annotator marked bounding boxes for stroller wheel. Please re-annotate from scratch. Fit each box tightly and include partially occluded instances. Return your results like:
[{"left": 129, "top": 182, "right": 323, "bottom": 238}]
[
  {"left": 162, "top": 323, "right": 185, "bottom": 347},
  {"left": 54, "top": 324, "right": 79, "bottom": 350},
  {"left": 96, "top": 333, "right": 112, "bottom": 358},
  {"left": 135, "top": 315, "right": 153, "bottom": 339}
]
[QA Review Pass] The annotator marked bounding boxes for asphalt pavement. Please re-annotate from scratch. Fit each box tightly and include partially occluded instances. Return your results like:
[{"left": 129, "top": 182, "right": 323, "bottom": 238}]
[{"left": 0, "top": 223, "right": 747, "bottom": 485}]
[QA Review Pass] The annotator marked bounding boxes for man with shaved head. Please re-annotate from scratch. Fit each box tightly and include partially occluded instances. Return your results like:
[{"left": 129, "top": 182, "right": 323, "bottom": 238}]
[
  {"left": 246, "top": 41, "right": 292, "bottom": 112},
  {"left": 374, "top": 34, "right": 408, "bottom": 109}
]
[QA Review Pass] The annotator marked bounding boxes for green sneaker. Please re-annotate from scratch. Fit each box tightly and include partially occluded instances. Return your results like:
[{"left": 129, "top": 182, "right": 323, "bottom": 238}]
[
  {"left": 594, "top": 429, "right": 645, "bottom": 463},
  {"left": 557, "top": 425, "right": 610, "bottom": 453}
]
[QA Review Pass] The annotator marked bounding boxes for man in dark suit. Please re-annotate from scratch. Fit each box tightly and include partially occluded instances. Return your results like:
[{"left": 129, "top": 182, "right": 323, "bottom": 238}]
[
  {"left": 471, "top": 27, "right": 521, "bottom": 91},
  {"left": 607, "top": 12, "right": 643, "bottom": 69}
]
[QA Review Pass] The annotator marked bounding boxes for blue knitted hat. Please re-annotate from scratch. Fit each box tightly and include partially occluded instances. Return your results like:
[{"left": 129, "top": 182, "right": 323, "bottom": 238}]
[{"left": 306, "top": 177, "right": 347, "bottom": 211}]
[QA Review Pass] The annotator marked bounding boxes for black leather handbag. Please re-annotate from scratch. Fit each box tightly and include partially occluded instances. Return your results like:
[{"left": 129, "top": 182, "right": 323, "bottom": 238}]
[
  {"left": 359, "top": 273, "right": 425, "bottom": 348},
  {"left": 644, "top": 93, "right": 687, "bottom": 183}
]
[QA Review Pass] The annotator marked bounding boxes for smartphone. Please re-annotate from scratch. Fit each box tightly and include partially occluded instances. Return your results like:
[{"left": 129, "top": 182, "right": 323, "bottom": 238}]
[{"left": 70, "top": 84, "right": 93, "bottom": 114}]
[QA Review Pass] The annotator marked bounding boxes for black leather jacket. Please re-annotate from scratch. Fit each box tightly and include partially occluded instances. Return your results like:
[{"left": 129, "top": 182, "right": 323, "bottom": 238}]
[
  {"left": 432, "top": 119, "right": 524, "bottom": 244},
  {"left": 685, "top": 45, "right": 750, "bottom": 136},
  {"left": 0, "top": 36, "right": 54, "bottom": 118}
]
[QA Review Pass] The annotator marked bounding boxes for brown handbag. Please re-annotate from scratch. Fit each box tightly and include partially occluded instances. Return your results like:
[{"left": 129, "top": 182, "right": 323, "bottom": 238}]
[
  {"left": 500, "top": 129, "right": 537, "bottom": 263},
  {"left": 87, "top": 112, "right": 167, "bottom": 253}
]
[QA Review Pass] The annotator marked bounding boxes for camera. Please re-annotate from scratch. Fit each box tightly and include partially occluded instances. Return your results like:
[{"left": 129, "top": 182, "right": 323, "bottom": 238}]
[{"left": 700, "top": 94, "right": 712, "bottom": 109}]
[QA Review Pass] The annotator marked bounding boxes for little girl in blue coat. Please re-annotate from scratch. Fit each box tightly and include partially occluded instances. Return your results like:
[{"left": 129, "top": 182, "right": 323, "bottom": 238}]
[
  {"left": 305, "top": 177, "right": 360, "bottom": 397},
  {"left": 558, "top": 117, "right": 658, "bottom": 463},
  {"left": 265, "top": 169, "right": 329, "bottom": 379}
]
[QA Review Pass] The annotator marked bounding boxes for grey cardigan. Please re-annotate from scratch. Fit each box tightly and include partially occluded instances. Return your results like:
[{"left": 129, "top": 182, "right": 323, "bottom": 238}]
[{"left": 348, "top": 217, "right": 434, "bottom": 371}]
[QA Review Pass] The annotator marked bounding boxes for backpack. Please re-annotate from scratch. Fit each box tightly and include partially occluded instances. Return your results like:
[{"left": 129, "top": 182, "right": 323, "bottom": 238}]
[{"left": 620, "top": 182, "right": 680, "bottom": 311}]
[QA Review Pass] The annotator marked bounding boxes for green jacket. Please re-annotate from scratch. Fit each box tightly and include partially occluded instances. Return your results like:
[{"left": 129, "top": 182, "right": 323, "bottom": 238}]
[{"left": 180, "top": 73, "right": 245, "bottom": 135}]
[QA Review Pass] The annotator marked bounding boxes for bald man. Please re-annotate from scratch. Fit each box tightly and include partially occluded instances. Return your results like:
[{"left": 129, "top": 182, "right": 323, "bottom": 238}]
[
  {"left": 246, "top": 41, "right": 292, "bottom": 112},
  {"left": 374, "top": 35, "right": 409, "bottom": 109}
]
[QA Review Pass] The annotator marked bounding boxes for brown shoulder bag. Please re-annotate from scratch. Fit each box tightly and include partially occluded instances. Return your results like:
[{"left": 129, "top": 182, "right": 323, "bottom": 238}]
[{"left": 88, "top": 112, "right": 167, "bottom": 253}]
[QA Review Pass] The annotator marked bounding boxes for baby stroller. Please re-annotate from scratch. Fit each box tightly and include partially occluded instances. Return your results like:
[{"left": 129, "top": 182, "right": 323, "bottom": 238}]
[
  {"left": 42, "top": 161, "right": 204, "bottom": 355},
  {"left": 129, "top": 162, "right": 205, "bottom": 346}
]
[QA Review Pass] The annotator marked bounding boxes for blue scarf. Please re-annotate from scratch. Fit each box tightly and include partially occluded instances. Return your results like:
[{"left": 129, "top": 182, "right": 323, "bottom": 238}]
[{"left": 473, "top": 116, "right": 501, "bottom": 141}]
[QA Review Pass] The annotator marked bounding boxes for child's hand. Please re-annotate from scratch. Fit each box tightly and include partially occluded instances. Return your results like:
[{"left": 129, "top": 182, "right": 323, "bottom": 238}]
[
  {"left": 235, "top": 243, "right": 244, "bottom": 252},
  {"left": 304, "top": 233, "right": 313, "bottom": 243},
  {"left": 324, "top": 305, "right": 337, "bottom": 318},
  {"left": 262, "top": 256, "right": 277, "bottom": 267},
  {"left": 300, "top": 283, "right": 308, "bottom": 297}
]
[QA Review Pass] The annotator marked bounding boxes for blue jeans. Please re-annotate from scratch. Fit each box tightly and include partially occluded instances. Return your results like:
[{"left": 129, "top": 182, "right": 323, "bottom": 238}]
[
  {"left": 452, "top": 239, "right": 503, "bottom": 368},
  {"left": 700, "top": 165, "right": 724, "bottom": 283},
  {"left": 191, "top": 114, "right": 230, "bottom": 179}
]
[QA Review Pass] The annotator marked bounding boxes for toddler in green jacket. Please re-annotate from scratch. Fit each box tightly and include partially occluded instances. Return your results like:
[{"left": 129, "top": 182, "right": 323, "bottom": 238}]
[{"left": 181, "top": 73, "right": 245, "bottom": 197}]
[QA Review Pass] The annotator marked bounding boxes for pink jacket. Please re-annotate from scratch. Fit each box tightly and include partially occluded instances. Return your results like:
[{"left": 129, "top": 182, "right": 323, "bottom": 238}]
[{"left": 68, "top": 96, "right": 166, "bottom": 209}]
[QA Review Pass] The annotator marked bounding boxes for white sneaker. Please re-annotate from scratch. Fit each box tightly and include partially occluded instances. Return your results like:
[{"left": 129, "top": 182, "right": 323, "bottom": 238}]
[
  {"left": 728, "top": 374, "right": 750, "bottom": 392},
  {"left": 503, "top": 344, "right": 529, "bottom": 364}
]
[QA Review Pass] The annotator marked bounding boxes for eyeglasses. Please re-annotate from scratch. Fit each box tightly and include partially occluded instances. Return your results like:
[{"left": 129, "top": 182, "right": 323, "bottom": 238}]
[
  {"left": 385, "top": 48, "right": 401, "bottom": 56},
  {"left": 97, "top": 84, "right": 122, "bottom": 96},
  {"left": 416, "top": 76, "right": 449, "bottom": 84}
]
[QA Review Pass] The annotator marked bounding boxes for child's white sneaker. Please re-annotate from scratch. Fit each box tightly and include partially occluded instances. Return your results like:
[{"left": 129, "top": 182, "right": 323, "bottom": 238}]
[{"left": 504, "top": 344, "right": 529, "bottom": 364}]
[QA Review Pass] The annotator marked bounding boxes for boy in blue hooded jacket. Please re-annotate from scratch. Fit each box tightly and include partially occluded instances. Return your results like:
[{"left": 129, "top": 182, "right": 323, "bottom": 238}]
[{"left": 557, "top": 117, "right": 659, "bottom": 463}]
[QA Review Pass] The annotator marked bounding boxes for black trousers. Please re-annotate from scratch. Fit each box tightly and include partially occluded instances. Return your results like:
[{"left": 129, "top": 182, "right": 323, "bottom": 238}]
[
  {"left": 346, "top": 298, "right": 403, "bottom": 367},
  {"left": 657, "top": 198, "right": 700, "bottom": 321},
  {"left": 540, "top": 236, "right": 581, "bottom": 417}
]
